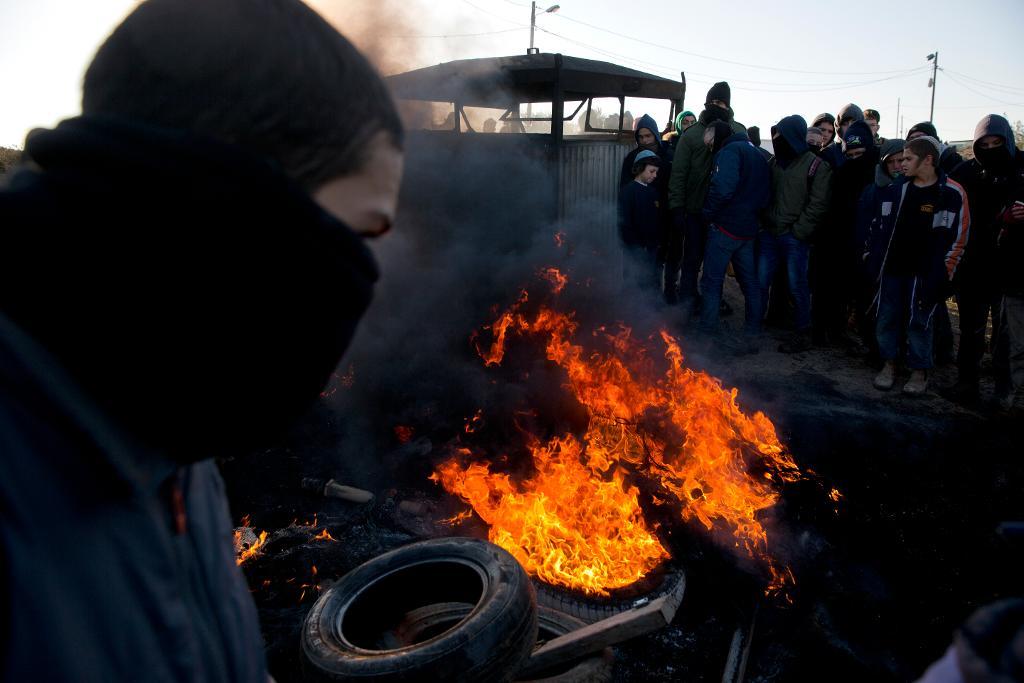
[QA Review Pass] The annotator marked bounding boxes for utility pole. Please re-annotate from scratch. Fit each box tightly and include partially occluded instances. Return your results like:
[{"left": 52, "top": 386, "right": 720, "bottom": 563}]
[
  {"left": 927, "top": 51, "right": 939, "bottom": 123},
  {"left": 896, "top": 97, "right": 901, "bottom": 136},
  {"left": 528, "top": 2, "right": 560, "bottom": 55}
]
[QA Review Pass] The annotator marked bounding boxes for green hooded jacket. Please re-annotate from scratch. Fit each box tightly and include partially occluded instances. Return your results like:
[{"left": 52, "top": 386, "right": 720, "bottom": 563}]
[
  {"left": 668, "top": 107, "right": 746, "bottom": 213},
  {"left": 764, "top": 151, "right": 833, "bottom": 241}
]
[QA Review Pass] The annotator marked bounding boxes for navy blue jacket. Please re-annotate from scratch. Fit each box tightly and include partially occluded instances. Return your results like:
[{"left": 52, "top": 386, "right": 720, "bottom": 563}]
[
  {"left": 702, "top": 133, "right": 772, "bottom": 238},
  {"left": 864, "top": 173, "right": 970, "bottom": 308},
  {"left": 618, "top": 180, "right": 662, "bottom": 248}
]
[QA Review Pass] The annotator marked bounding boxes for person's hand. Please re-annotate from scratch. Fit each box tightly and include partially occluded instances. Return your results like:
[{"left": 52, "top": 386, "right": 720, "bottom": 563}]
[{"left": 1009, "top": 201, "right": 1024, "bottom": 223}]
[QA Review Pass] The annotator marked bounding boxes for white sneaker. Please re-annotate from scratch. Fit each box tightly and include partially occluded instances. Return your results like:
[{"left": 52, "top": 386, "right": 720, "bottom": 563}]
[
  {"left": 903, "top": 370, "right": 928, "bottom": 396},
  {"left": 874, "top": 362, "right": 895, "bottom": 390}
]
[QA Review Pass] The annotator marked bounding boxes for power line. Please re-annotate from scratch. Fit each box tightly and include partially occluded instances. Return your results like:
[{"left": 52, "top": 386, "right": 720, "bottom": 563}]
[
  {"left": 940, "top": 68, "right": 1024, "bottom": 95},
  {"left": 459, "top": 0, "right": 528, "bottom": 28},
  {"left": 388, "top": 27, "right": 525, "bottom": 38},
  {"left": 940, "top": 70, "right": 1024, "bottom": 107},
  {"left": 536, "top": 27, "right": 929, "bottom": 95},
  {"left": 546, "top": 11, "right": 920, "bottom": 76}
]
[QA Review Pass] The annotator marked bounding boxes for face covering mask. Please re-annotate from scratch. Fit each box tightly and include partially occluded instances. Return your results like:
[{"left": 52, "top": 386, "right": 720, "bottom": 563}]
[
  {"left": 976, "top": 145, "right": 1012, "bottom": 172},
  {"left": 704, "top": 105, "right": 729, "bottom": 124}
]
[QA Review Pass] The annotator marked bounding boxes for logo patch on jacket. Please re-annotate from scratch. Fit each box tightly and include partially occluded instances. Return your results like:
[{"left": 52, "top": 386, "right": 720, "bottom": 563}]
[{"left": 920, "top": 203, "right": 935, "bottom": 214}]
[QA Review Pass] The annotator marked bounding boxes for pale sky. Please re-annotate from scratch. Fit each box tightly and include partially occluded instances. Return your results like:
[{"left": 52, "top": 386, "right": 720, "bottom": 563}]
[{"left": 2, "top": 0, "right": 1023, "bottom": 149}]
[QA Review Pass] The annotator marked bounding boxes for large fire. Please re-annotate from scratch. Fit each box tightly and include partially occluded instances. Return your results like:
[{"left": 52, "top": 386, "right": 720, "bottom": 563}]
[{"left": 432, "top": 268, "right": 802, "bottom": 596}]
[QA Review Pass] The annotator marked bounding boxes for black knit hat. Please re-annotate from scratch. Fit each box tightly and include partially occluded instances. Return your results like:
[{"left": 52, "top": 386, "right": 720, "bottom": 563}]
[
  {"left": 907, "top": 121, "right": 938, "bottom": 139},
  {"left": 706, "top": 81, "right": 731, "bottom": 107},
  {"left": 747, "top": 126, "right": 761, "bottom": 146}
]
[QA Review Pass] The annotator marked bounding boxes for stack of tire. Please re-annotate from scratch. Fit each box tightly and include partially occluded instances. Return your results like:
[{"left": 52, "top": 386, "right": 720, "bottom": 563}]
[{"left": 301, "top": 537, "right": 613, "bottom": 682}]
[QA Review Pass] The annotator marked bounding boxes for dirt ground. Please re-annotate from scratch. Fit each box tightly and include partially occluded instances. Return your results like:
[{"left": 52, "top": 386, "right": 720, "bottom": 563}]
[{"left": 221, "top": 279, "right": 1022, "bottom": 682}]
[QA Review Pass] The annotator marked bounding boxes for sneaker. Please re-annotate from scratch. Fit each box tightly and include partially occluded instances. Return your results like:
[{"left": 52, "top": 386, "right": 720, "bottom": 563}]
[
  {"left": 874, "top": 362, "right": 895, "bottom": 390},
  {"left": 778, "top": 332, "right": 813, "bottom": 354},
  {"left": 903, "top": 370, "right": 928, "bottom": 395}
]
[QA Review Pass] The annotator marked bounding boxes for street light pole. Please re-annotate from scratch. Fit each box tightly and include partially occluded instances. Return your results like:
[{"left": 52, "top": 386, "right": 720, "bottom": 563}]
[
  {"left": 927, "top": 51, "right": 939, "bottom": 124},
  {"left": 527, "top": 2, "right": 559, "bottom": 55},
  {"left": 529, "top": 1, "right": 537, "bottom": 54}
]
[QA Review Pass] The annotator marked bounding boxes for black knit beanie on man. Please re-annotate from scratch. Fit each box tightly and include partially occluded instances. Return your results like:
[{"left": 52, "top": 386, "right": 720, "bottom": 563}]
[
  {"left": 706, "top": 81, "right": 731, "bottom": 107},
  {"left": 907, "top": 121, "right": 938, "bottom": 139}
]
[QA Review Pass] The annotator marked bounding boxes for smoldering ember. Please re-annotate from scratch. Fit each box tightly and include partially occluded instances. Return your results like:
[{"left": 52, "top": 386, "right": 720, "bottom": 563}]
[{"left": 215, "top": 55, "right": 1024, "bottom": 683}]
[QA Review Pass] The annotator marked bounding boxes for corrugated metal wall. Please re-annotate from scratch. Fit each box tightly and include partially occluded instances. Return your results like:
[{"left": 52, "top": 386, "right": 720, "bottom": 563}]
[{"left": 558, "top": 140, "right": 634, "bottom": 251}]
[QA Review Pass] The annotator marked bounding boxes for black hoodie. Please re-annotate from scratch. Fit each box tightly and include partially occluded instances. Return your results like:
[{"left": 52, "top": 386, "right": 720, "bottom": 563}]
[
  {"left": 950, "top": 114, "right": 1024, "bottom": 284},
  {"left": 2, "top": 115, "right": 379, "bottom": 457}
]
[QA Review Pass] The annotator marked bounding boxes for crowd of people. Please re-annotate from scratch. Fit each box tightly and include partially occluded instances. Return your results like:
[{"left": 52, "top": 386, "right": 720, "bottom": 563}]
[{"left": 618, "top": 81, "right": 1024, "bottom": 408}]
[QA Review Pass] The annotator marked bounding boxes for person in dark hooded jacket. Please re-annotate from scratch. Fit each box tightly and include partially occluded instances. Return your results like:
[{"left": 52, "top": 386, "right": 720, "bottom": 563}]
[
  {"left": 948, "top": 114, "right": 1024, "bottom": 404},
  {"left": 0, "top": 1, "right": 404, "bottom": 680},
  {"left": 812, "top": 119, "right": 879, "bottom": 348},
  {"left": 698, "top": 121, "right": 771, "bottom": 346},
  {"left": 622, "top": 113, "right": 673, "bottom": 297},
  {"left": 666, "top": 82, "right": 746, "bottom": 314},
  {"left": 907, "top": 121, "right": 964, "bottom": 175},
  {"left": 760, "top": 115, "right": 832, "bottom": 352},
  {"left": 620, "top": 113, "right": 672, "bottom": 188}
]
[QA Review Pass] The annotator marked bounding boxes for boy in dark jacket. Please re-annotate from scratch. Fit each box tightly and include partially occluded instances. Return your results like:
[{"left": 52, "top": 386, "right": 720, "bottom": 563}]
[
  {"left": 760, "top": 115, "right": 833, "bottom": 352},
  {"left": 948, "top": 115, "right": 1024, "bottom": 403},
  {"left": 0, "top": 1, "right": 404, "bottom": 680},
  {"left": 667, "top": 82, "right": 746, "bottom": 313},
  {"left": 698, "top": 121, "right": 771, "bottom": 344},
  {"left": 618, "top": 150, "right": 663, "bottom": 290},
  {"left": 865, "top": 136, "right": 970, "bottom": 394}
]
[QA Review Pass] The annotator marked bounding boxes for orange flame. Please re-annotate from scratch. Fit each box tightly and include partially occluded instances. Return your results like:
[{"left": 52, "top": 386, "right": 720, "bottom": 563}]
[
  {"left": 433, "top": 273, "right": 802, "bottom": 595},
  {"left": 538, "top": 266, "right": 569, "bottom": 295},
  {"left": 235, "top": 529, "right": 268, "bottom": 565},
  {"left": 312, "top": 528, "right": 337, "bottom": 542}
]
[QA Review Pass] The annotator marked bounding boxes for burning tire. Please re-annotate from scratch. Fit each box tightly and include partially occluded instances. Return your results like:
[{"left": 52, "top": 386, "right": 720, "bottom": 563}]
[
  {"left": 300, "top": 537, "right": 538, "bottom": 682},
  {"left": 534, "top": 569, "right": 685, "bottom": 625}
]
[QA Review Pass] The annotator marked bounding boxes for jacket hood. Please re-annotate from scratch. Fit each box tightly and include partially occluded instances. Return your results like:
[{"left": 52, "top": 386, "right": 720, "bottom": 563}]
[
  {"left": 776, "top": 115, "right": 809, "bottom": 157},
  {"left": 973, "top": 114, "right": 1016, "bottom": 157},
  {"left": 635, "top": 113, "right": 661, "bottom": 146},
  {"left": 3, "top": 115, "right": 378, "bottom": 460},
  {"left": 875, "top": 137, "right": 906, "bottom": 187},
  {"left": 837, "top": 103, "right": 864, "bottom": 123},
  {"left": 675, "top": 110, "right": 695, "bottom": 135}
]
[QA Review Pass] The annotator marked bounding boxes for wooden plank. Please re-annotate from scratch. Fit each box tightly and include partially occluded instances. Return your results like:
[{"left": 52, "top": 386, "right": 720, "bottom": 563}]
[{"left": 518, "top": 575, "right": 685, "bottom": 678}]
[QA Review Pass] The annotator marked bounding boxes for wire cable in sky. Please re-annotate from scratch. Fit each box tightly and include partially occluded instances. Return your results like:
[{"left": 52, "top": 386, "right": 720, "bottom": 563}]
[
  {"left": 546, "top": 11, "right": 921, "bottom": 76},
  {"left": 388, "top": 27, "right": 525, "bottom": 39},
  {"left": 940, "top": 70, "right": 1024, "bottom": 108},
  {"left": 459, "top": 0, "right": 528, "bottom": 28},
  {"left": 535, "top": 27, "right": 930, "bottom": 95},
  {"left": 940, "top": 69, "right": 1024, "bottom": 96}
]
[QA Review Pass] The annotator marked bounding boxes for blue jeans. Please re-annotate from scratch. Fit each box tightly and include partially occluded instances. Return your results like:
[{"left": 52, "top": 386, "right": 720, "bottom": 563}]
[
  {"left": 699, "top": 226, "right": 761, "bottom": 335},
  {"left": 875, "top": 274, "right": 935, "bottom": 370},
  {"left": 757, "top": 231, "right": 811, "bottom": 330}
]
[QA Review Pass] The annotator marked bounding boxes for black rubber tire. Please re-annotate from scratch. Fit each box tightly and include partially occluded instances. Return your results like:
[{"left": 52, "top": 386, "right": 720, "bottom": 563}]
[
  {"left": 534, "top": 570, "right": 685, "bottom": 625},
  {"left": 300, "top": 537, "right": 538, "bottom": 682},
  {"left": 387, "top": 602, "right": 613, "bottom": 683},
  {"left": 520, "top": 607, "right": 614, "bottom": 683}
]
